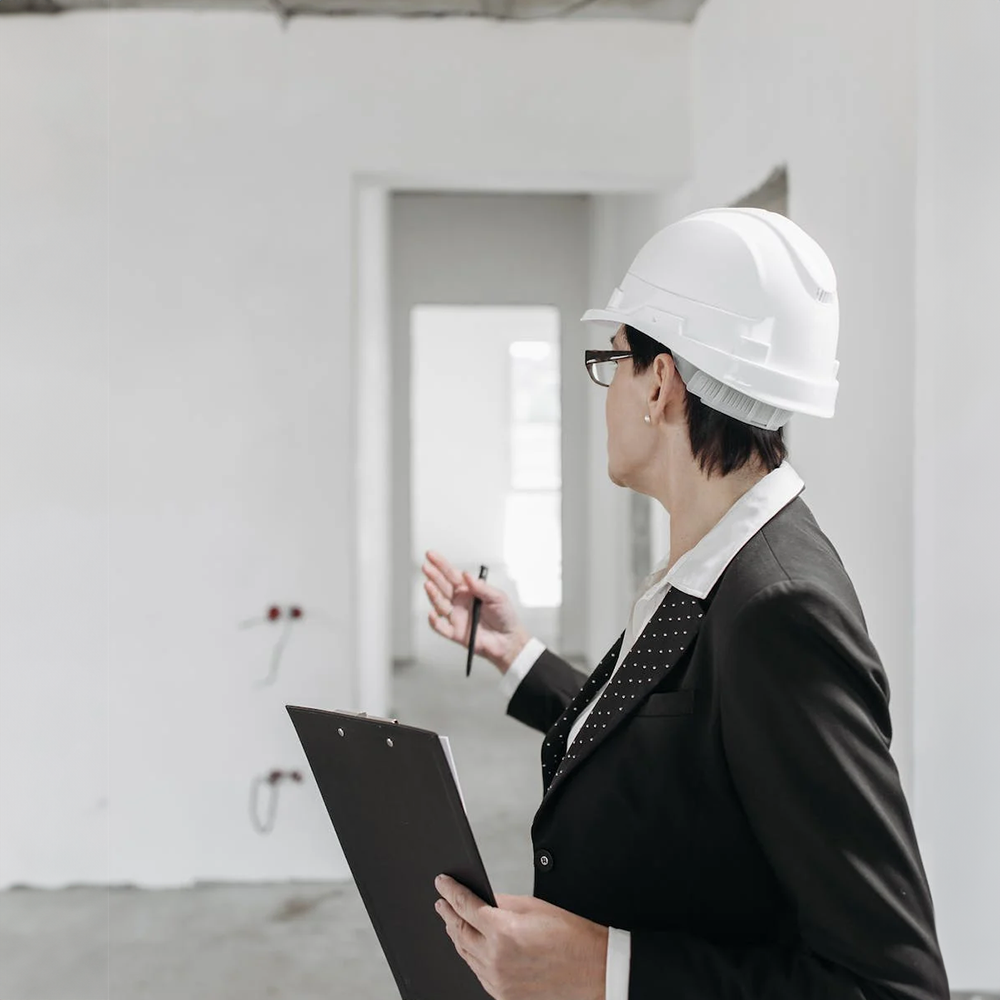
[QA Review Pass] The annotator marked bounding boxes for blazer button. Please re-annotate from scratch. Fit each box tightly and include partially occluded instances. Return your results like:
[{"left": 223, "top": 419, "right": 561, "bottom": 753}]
[{"left": 534, "top": 848, "right": 554, "bottom": 873}]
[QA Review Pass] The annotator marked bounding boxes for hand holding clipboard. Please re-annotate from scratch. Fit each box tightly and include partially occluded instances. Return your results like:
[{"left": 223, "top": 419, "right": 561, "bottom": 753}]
[
  {"left": 287, "top": 703, "right": 498, "bottom": 1000},
  {"left": 289, "top": 551, "right": 534, "bottom": 1000}
]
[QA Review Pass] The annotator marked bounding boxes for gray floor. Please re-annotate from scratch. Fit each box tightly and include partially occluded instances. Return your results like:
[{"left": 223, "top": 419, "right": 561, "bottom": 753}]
[
  {"left": 1, "top": 644, "right": 995, "bottom": 1000},
  {"left": 0, "top": 644, "right": 551, "bottom": 1000}
]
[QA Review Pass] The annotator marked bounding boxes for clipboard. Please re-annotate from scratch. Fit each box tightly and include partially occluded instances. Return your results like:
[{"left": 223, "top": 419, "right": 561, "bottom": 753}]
[{"left": 286, "top": 704, "right": 496, "bottom": 1000}]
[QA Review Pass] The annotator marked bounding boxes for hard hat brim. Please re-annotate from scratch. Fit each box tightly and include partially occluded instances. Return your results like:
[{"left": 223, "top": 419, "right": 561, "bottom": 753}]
[
  {"left": 580, "top": 308, "right": 629, "bottom": 327},
  {"left": 580, "top": 305, "right": 837, "bottom": 418}
]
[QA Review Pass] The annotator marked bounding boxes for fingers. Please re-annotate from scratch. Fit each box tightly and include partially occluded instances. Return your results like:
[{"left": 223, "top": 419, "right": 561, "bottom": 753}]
[
  {"left": 428, "top": 609, "right": 468, "bottom": 646},
  {"left": 436, "top": 874, "right": 490, "bottom": 933},
  {"left": 424, "top": 552, "right": 496, "bottom": 607},
  {"left": 424, "top": 578, "right": 455, "bottom": 619},
  {"left": 423, "top": 562, "right": 457, "bottom": 604},
  {"left": 425, "top": 550, "right": 463, "bottom": 591},
  {"left": 428, "top": 610, "right": 456, "bottom": 641},
  {"left": 461, "top": 570, "right": 497, "bottom": 604}
]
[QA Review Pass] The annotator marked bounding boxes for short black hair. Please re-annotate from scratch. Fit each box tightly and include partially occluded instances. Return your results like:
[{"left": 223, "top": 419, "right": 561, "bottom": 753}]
[{"left": 623, "top": 324, "right": 787, "bottom": 478}]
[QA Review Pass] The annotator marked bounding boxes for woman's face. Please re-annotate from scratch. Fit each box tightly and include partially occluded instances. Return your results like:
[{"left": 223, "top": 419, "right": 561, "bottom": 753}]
[
  {"left": 605, "top": 325, "right": 654, "bottom": 490},
  {"left": 604, "top": 325, "right": 684, "bottom": 492}
]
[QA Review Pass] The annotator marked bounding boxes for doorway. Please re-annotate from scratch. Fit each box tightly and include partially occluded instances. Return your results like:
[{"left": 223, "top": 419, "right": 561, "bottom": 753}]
[
  {"left": 410, "top": 305, "right": 563, "bottom": 656},
  {"left": 390, "top": 192, "right": 591, "bottom": 669}
]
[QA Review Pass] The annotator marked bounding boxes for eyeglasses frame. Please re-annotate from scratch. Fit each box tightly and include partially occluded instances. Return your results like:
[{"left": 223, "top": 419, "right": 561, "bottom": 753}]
[{"left": 584, "top": 349, "right": 634, "bottom": 387}]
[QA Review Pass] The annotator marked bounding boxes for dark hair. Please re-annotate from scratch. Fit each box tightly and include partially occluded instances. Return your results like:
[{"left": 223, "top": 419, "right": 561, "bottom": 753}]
[{"left": 623, "top": 324, "right": 787, "bottom": 478}]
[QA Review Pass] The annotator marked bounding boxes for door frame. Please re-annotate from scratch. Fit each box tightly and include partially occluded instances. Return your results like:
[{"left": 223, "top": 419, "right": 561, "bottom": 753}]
[{"left": 349, "top": 170, "right": 666, "bottom": 717}]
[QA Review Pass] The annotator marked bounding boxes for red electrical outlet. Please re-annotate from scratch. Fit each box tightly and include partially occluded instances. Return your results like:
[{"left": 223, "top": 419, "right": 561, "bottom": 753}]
[{"left": 243, "top": 604, "right": 306, "bottom": 685}]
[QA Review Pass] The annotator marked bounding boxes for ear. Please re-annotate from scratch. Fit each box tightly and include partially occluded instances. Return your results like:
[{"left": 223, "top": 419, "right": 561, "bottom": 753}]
[{"left": 646, "top": 353, "right": 682, "bottom": 421}]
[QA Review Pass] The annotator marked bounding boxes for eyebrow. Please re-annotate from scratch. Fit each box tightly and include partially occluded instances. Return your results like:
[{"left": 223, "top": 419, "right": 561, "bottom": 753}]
[{"left": 609, "top": 334, "right": 617, "bottom": 348}]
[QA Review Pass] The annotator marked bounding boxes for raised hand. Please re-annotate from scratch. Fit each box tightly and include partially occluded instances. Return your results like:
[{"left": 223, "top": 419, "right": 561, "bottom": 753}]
[{"left": 422, "top": 550, "right": 530, "bottom": 674}]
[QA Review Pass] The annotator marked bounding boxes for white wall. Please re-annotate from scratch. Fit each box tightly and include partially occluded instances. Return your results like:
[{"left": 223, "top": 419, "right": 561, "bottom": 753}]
[
  {"left": 0, "top": 13, "right": 688, "bottom": 887},
  {"left": 914, "top": 0, "right": 1000, "bottom": 987}
]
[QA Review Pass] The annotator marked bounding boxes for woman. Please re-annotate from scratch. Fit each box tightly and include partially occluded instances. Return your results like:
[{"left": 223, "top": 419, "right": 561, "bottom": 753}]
[{"left": 422, "top": 209, "right": 949, "bottom": 1000}]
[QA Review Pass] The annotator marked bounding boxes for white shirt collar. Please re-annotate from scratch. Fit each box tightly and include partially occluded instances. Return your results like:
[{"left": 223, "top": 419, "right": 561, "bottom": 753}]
[{"left": 642, "top": 460, "right": 805, "bottom": 600}]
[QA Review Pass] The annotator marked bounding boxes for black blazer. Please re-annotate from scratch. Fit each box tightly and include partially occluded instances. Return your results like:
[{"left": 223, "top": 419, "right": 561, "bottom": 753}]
[{"left": 506, "top": 495, "right": 949, "bottom": 1000}]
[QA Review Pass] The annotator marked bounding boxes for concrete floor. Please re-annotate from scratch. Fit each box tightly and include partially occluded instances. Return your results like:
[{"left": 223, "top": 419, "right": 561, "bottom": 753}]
[{"left": 1, "top": 631, "right": 994, "bottom": 1000}]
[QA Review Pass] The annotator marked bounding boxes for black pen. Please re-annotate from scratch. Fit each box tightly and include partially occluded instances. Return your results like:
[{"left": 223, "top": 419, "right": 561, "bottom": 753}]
[{"left": 466, "top": 565, "right": 489, "bottom": 677}]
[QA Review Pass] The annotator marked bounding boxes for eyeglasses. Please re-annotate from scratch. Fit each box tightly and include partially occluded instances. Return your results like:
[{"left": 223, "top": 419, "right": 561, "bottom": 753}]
[{"left": 584, "top": 349, "right": 633, "bottom": 387}]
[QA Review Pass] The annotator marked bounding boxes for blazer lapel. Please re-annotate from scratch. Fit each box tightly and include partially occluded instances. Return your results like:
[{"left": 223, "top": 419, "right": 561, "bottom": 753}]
[
  {"left": 539, "top": 630, "right": 626, "bottom": 792},
  {"left": 537, "top": 587, "right": 705, "bottom": 815}
]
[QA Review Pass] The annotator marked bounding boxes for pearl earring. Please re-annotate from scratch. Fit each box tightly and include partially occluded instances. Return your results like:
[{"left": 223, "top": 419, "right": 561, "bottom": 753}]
[{"left": 644, "top": 414, "right": 651, "bottom": 424}]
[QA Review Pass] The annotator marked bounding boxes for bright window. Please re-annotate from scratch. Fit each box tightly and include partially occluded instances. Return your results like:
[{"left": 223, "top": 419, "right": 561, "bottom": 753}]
[{"left": 504, "top": 336, "right": 561, "bottom": 608}]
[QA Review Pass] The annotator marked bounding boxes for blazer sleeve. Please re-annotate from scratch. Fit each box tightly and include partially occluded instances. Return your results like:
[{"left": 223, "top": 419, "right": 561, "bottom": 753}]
[
  {"left": 505, "top": 647, "right": 589, "bottom": 736},
  {"left": 627, "top": 581, "right": 950, "bottom": 1000}
]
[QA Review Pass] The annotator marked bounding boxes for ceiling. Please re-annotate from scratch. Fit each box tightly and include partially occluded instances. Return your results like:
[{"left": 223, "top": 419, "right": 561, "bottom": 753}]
[{"left": 0, "top": 0, "right": 706, "bottom": 21}]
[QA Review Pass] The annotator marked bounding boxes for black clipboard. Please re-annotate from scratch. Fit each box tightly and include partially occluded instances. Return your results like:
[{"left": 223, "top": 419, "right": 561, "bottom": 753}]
[{"left": 286, "top": 704, "right": 496, "bottom": 1000}]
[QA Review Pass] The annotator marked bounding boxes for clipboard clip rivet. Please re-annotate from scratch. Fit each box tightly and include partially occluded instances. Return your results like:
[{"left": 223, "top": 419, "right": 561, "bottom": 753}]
[
  {"left": 386, "top": 738, "right": 394, "bottom": 747},
  {"left": 337, "top": 728, "right": 345, "bottom": 737}
]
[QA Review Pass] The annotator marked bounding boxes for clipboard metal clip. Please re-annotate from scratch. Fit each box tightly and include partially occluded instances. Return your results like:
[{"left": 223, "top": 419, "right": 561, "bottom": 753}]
[{"left": 340, "top": 709, "right": 400, "bottom": 725}]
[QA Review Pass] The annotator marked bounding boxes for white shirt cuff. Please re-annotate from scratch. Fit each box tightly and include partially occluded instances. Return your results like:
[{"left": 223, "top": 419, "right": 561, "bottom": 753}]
[
  {"left": 498, "top": 637, "right": 546, "bottom": 701},
  {"left": 605, "top": 927, "right": 631, "bottom": 1000}
]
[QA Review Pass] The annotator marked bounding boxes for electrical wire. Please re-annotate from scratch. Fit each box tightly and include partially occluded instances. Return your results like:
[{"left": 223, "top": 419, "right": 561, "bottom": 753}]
[
  {"left": 249, "top": 772, "right": 281, "bottom": 834},
  {"left": 256, "top": 616, "right": 294, "bottom": 687},
  {"left": 249, "top": 770, "right": 303, "bottom": 834}
]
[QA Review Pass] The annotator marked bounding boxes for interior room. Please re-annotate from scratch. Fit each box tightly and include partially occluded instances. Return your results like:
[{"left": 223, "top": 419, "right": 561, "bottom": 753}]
[{"left": 0, "top": 1, "right": 997, "bottom": 998}]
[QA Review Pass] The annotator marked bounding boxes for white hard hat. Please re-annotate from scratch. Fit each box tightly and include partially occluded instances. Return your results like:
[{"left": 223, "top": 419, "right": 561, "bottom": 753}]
[{"left": 581, "top": 207, "right": 840, "bottom": 430}]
